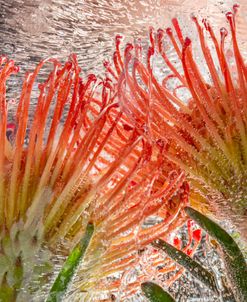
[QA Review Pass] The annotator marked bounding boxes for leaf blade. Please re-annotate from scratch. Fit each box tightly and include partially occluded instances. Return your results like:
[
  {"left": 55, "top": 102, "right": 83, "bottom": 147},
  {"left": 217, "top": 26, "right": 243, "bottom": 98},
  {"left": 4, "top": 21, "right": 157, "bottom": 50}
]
[
  {"left": 46, "top": 223, "right": 94, "bottom": 302},
  {"left": 185, "top": 207, "right": 247, "bottom": 302},
  {"left": 152, "top": 239, "right": 219, "bottom": 294},
  {"left": 141, "top": 282, "right": 176, "bottom": 302}
]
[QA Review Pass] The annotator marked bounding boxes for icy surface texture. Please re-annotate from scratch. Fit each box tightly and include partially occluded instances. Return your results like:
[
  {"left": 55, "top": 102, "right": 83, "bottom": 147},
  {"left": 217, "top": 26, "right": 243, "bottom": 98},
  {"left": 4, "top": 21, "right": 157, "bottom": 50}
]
[
  {"left": 0, "top": 0, "right": 246, "bottom": 75},
  {"left": 0, "top": 1, "right": 247, "bottom": 301}
]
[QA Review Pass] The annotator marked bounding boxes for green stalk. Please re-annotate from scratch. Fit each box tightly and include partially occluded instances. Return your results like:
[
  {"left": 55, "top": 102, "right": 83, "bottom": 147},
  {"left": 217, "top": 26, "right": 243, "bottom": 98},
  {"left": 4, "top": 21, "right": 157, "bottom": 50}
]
[
  {"left": 141, "top": 282, "right": 176, "bottom": 302},
  {"left": 185, "top": 207, "right": 247, "bottom": 302},
  {"left": 152, "top": 239, "right": 219, "bottom": 294},
  {"left": 46, "top": 223, "right": 94, "bottom": 302}
]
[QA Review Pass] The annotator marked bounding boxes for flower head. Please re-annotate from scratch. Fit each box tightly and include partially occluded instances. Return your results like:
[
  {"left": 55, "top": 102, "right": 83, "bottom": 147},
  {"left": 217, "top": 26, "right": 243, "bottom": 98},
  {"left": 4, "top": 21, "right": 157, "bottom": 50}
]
[
  {"left": 0, "top": 54, "right": 190, "bottom": 300},
  {"left": 109, "top": 5, "right": 247, "bottom": 238}
]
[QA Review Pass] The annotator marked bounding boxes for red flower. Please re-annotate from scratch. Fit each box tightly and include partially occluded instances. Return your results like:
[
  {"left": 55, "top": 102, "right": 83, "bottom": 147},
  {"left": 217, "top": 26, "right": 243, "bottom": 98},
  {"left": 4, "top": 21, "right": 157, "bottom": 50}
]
[
  {"left": 0, "top": 54, "right": 190, "bottom": 300},
  {"left": 107, "top": 5, "right": 247, "bottom": 239}
]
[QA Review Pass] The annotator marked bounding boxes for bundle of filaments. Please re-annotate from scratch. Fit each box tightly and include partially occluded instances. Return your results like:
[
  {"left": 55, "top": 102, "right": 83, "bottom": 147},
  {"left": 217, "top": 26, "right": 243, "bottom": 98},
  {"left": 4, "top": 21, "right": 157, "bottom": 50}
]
[{"left": 0, "top": 4, "right": 246, "bottom": 302}]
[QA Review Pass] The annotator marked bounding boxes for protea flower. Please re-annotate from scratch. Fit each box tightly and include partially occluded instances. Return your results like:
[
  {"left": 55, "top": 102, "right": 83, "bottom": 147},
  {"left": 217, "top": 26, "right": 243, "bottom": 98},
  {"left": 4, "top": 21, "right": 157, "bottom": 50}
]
[
  {"left": 0, "top": 53, "right": 190, "bottom": 301},
  {"left": 109, "top": 5, "right": 247, "bottom": 239}
]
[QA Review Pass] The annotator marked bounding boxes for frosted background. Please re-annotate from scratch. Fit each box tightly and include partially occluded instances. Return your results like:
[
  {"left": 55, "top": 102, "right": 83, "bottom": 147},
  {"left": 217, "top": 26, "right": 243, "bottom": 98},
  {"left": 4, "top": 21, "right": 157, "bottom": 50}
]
[
  {"left": 0, "top": 0, "right": 246, "bottom": 75},
  {"left": 0, "top": 1, "right": 246, "bottom": 301}
]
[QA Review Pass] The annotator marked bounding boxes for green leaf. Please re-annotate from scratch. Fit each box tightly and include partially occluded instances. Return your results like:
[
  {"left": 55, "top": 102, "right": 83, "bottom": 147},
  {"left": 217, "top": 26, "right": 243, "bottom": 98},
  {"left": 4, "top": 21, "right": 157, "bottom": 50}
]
[
  {"left": 185, "top": 207, "right": 247, "bottom": 302},
  {"left": 152, "top": 239, "right": 218, "bottom": 294},
  {"left": 46, "top": 223, "right": 94, "bottom": 302},
  {"left": 141, "top": 282, "right": 175, "bottom": 302},
  {"left": 0, "top": 284, "right": 15, "bottom": 302}
]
